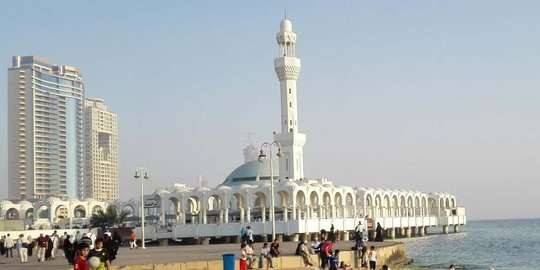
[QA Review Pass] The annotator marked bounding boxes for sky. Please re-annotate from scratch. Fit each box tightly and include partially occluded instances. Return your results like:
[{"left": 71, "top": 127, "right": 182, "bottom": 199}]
[{"left": 1, "top": 1, "right": 539, "bottom": 220}]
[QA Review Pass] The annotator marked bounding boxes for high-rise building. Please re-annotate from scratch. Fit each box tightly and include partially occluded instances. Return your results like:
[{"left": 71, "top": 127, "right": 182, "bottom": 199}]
[
  {"left": 83, "top": 98, "right": 118, "bottom": 201},
  {"left": 8, "top": 56, "right": 84, "bottom": 200}
]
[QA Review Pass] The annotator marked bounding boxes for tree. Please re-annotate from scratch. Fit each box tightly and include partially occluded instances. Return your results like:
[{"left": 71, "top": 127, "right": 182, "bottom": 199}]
[{"left": 90, "top": 206, "right": 129, "bottom": 229}]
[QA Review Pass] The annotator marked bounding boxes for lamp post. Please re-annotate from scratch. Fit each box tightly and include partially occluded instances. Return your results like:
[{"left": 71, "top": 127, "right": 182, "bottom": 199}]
[
  {"left": 134, "top": 167, "right": 149, "bottom": 249},
  {"left": 258, "top": 141, "right": 282, "bottom": 241}
]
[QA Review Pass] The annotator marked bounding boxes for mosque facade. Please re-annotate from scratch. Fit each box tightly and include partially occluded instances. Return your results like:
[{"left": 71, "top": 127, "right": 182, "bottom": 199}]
[{"left": 1, "top": 18, "right": 466, "bottom": 241}]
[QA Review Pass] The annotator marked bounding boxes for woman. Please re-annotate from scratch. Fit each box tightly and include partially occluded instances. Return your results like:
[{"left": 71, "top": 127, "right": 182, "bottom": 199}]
[
  {"left": 64, "top": 235, "right": 75, "bottom": 265},
  {"left": 375, "top": 223, "right": 384, "bottom": 242}
]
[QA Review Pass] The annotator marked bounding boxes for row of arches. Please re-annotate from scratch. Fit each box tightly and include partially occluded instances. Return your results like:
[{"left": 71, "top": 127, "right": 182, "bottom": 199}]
[{"left": 145, "top": 180, "right": 459, "bottom": 226}]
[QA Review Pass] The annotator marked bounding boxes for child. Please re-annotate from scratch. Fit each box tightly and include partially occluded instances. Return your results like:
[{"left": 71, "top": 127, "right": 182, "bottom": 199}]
[
  {"left": 239, "top": 243, "right": 248, "bottom": 270},
  {"left": 88, "top": 238, "right": 110, "bottom": 270},
  {"left": 368, "top": 246, "right": 377, "bottom": 270},
  {"left": 73, "top": 243, "right": 90, "bottom": 270}
]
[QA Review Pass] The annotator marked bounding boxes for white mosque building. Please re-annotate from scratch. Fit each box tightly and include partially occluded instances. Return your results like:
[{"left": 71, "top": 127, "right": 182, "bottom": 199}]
[{"left": 1, "top": 18, "right": 466, "bottom": 241}]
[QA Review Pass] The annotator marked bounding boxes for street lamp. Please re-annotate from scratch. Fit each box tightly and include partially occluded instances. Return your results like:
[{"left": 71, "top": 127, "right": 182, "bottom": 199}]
[
  {"left": 134, "top": 167, "right": 149, "bottom": 249},
  {"left": 258, "top": 141, "right": 282, "bottom": 241}
]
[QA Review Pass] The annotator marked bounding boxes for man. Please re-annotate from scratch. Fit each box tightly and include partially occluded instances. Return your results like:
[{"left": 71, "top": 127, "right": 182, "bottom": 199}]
[
  {"left": 17, "top": 234, "right": 29, "bottom": 263},
  {"left": 246, "top": 226, "right": 254, "bottom": 245},
  {"left": 51, "top": 231, "right": 59, "bottom": 260},
  {"left": 36, "top": 233, "right": 48, "bottom": 262},
  {"left": 354, "top": 221, "right": 364, "bottom": 250},
  {"left": 88, "top": 238, "right": 111, "bottom": 270},
  {"left": 4, "top": 233, "right": 14, "bottom": 258}
]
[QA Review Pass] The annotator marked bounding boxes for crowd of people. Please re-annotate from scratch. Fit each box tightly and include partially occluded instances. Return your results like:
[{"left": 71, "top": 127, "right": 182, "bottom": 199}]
[
  {"left": 0, "top": 229, "right": 123, "bottom": 270},
  {"left": 237, "top": 222, "right": 392, "bottom": 270}
]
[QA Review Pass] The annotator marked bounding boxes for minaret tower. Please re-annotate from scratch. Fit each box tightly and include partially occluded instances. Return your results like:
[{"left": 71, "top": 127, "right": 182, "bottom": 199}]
[{"left": 274, "top": 18, "right": 306, "bottom": 181}]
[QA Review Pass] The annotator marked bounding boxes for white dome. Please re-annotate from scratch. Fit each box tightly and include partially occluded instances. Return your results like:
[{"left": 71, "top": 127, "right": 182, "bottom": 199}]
[{"left": 280, "top": 19, "right": 293, "bottom": 32}]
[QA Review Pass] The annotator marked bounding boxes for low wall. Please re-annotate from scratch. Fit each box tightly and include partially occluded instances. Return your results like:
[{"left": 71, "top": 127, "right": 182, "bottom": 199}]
[{"left": 112, "top": 243, "right": 407, "bottom": 270}]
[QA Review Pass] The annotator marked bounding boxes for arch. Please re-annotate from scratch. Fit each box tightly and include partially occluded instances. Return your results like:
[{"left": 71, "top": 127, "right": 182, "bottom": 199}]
[
  {"left": 334, "top": 192, "right": 344, "bottom": 218},
  {"left": 73, "top": 205, "right": 87, "bottom": 218},
  {"left": 230, "top": 193, "right": 245, "bottom": 211},
  {"left": 5, "top": 208, "right": 20, "bottom": 220},
  {"left": 421, "top": 197, "right": 427, "bottom": 216},
  {"left": 407, "top": 196, "right": 414, "bottom": 216},
  {"left": 392, "top": 195, "right": 399, "bottom": 216},
  {"left": 25, "top": 208, "right": 34, "bottom": 219},
  {"left": 296, "top": 190, "right": 306, "bottom": 208},
  {"left": 445, "top": 198, "right": 450, "bottom": 208},
  {"left": 254, "top": 192, "right": 268, "bottom": 209},
  {"left": 415, "top": 196, "right": 421, "bottom": 217},
  {"left": 366, "top": 194, "right": 374, "bottom": 218},
  {"left": 345, "top": 193, "right": 354, "bottom": 218},
  {"left": 451, "top": 198, "right": 456, "bottom": 208},
  {"left": 37, "top": 205, "right": 49, "bottom": 219},
  {"left": 92, "top": 205, "right": 104, "bottom": 215},
  {"left": 208, "top": 195, "right": 223, "bottom": 211},
  {"left": 383, "top": 195, "right": 390, "bottom": 217},
  {"left": 374, "top": 194, "right": 382, "bottom": 217},
  {"left": 187, "top": 196, "right": 201, "bottom": 214},
  {"left": 322, "top": 191, "right": 332, "bottom": 219},
  {"left": 309, "top": 191, "right": 320, "bottom": 218},
  {"left": 122, "top": 205, "right": 135, "bottom": 217},
  {"left": 440, "top": 198, "right": 445, "bottom": 211},
  {"left": 428, "top": 198, "right": 437, "bottom": 216},
  {"left": 276, "top": 190, "right": 290, "bottom": 208},
  {"left": 400, "top": 196, "right": 406, "bottom": 217},
  {"left": 169, "top": 197, "right": 180, "bottom": 216},
  {"left": 55, "top": 205, "right": 69, "bottom": 220}
]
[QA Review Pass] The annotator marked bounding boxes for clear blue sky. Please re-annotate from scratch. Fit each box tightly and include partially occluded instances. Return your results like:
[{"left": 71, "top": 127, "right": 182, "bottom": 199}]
[{"left": 1, "top": 1, "right": 539, "bottom": 220}]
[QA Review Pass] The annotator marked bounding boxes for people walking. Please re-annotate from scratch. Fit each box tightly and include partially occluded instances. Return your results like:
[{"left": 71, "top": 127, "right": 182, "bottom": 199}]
[
  {"left": 51, "top": 231, "right": 59, "bottom": 260},
  {"left": 246, "top": 226, "right": 254, "bottom": 245},
  {"left": 64, "top": 235, "right": 75, "bottom": 264},
  {"left": 36, "top": 233, "right": 48, "bottom": 262},
  {"left": 129, "top": 231, "right": 138, "bottom": 249},
  {"left": 17, "top": 234, "right": 28, "bottom": 263},
  {"left": 4, "top": 233, "right": 14, "bottom": 258},
  {"left": 297, "top": 240, "right": 312, "bottom": 267}
]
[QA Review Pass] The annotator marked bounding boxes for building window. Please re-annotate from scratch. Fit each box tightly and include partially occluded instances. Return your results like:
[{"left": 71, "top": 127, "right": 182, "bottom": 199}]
[
  {"left": 289, "top": 88, "right": 291, "bottom": 94},
  {"left": 289, "top": 102, "right": 292, "bottom": 108}
]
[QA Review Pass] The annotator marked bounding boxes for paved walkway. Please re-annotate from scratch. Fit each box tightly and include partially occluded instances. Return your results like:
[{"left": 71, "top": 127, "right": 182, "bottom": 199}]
[{"left": 0, "top": 240, "right": 397, "bottom": 269}]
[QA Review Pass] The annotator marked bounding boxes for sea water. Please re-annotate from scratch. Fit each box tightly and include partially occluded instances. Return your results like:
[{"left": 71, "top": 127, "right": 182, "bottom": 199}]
[{"left": 403, "top": 219, "right": 540, "bottom": 270}]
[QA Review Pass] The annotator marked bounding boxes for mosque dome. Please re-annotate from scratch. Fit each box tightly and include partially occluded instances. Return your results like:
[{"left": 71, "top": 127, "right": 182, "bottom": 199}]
[
  {"left": 280, "top": 19, "right": 293, "bottom": 32},
  {"left": 221, "top": 159, "right": 279, "bottom": 186}
]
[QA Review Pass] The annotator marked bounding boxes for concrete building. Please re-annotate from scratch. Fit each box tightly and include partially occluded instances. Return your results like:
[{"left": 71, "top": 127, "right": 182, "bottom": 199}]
[
  {"left": 83, "top": 98, "right": 119, "bottom": 201},
  {"left": 8, "top": 56, "right": 84, "bottom": 200}
]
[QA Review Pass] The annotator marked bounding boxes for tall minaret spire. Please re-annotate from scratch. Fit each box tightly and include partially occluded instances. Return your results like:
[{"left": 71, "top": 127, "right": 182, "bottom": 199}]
[{"left": 274, "top": 18, "right": 306, "bottom": 181}]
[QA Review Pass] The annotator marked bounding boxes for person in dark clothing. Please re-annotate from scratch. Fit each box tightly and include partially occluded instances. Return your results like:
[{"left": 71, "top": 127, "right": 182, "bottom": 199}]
[
  {"left": 45, "top": 235, "right": 53, "bottom": 261},
  {"left": 63, "top": 235, "right": 75, "bottom": 265},
  {"left": 375, "top": 223, "right": 384, "bottom": 242},
  {"left": 103, "top": 232, "right": 119, "bottom": 262}
]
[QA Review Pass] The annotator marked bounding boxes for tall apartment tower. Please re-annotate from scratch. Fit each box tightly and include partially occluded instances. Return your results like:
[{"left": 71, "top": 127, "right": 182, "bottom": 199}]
[
  {"left": 8, "top": 56, "right": 84, "bottom": 200},
  {"left": 84, "top": 98, "right": 118, "bottom": 201}
]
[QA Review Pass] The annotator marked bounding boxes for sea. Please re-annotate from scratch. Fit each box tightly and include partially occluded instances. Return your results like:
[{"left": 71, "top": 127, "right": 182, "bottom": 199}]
[{"left": 403, "top": 218, "right": 540, "bottom": 270}]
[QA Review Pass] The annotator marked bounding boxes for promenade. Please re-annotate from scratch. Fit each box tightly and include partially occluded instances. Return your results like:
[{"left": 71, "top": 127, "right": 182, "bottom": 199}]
[{"left": 0, "top": 240, "right": 397, "bottom": 270}]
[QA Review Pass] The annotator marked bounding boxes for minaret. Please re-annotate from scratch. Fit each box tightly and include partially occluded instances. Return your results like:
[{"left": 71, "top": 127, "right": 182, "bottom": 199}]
[{"left": 273, "top": 18, "right": 306, "bottom": 181}]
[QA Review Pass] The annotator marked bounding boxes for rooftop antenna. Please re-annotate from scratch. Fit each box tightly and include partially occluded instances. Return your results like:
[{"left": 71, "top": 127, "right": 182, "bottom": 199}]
[{"left": 284, "top": 9, "right": 287, "bottom": 19}]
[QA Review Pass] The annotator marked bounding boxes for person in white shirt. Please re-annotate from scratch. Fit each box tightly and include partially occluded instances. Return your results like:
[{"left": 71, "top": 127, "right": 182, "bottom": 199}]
[
  {"left": 4, "top": 234, "right": 14, "bottom": 258},
  {"left": 258, "top": 242, "right": 273, "bottom": 268},
  {"left": 50, "top": 232, "right": 59, "bottom": 260},
  {"left": 17, "top": 234, "right": 29, "bottom": 263},
  {"left": 368, "top": 246, "right": 377, "bottom": 270}
]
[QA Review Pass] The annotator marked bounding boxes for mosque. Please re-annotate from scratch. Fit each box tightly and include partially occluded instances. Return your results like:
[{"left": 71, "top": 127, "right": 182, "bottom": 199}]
[{"left": 1, "top": 18, "right": 466, "bottom": 241}]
